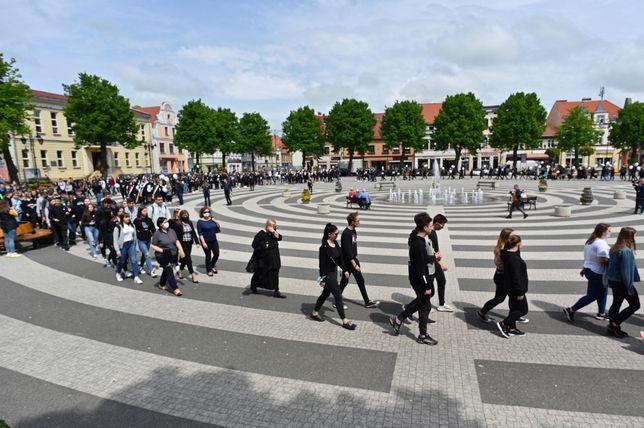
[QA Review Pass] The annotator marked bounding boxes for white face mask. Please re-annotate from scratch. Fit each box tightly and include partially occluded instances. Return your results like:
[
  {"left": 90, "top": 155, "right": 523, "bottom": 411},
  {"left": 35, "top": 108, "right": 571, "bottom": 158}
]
[
  {"left": 603, "top": 232, "right": 611, "bottom": 239},
  {"left": 161, "top": 222, "right": 169, "bottom": 230},
  {"left": 203, "top": 212, "right": 211, "bottom": 218}
]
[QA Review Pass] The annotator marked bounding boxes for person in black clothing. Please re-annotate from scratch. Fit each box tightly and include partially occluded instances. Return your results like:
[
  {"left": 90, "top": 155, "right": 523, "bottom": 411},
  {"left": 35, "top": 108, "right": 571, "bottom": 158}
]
[
  {"left": 68, "top": 189, "right": 86, "bottom": 245},
  {"left": 633, "top": 178, "right": 644, "bottom": 214},
  {"left": 177, "top": 209, "right": 200, "bottom": 283},
  {"left": 429, "top": 214, "right": 451, "bottom": 312},
  {"left": 48, "top": 195, "right": 70, "bottom": 251},
  {"left": 134, "top": 206, "right": 157, "bottom": 277},
  {"left": 202, "top": 181, "right": 211, "bottom": 206},
  {"left": 339, "top": 212, "right": 379, "bottom": 308},
  {"left": 175, "top": 179, "right": 184, "bottom": 206},
  {"left": 310, "top": 223, "right": 357, "bottom": 330},
  {"left": 389, "top": 212, "right": 438, "bottom": 345},
  {"left": 497, "top": 234, "right": 529, "bottom": 338},
  {"left": 250, "top": 218, "right": 285, "bottom": 298}
]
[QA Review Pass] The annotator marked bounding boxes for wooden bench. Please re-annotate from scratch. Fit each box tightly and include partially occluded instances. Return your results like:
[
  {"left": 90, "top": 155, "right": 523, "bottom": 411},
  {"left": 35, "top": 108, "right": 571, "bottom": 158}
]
[
  {"left": 0, "top": 221, "right": 53, "bottom": 251},
  {"left": 376, "top": 182, "right": 396, "bottom": 190},
  {"left": 477, "top": 181, "right": 498, "bottom": 189},
  {"left": 507, "top": 196, "right": 537, "bottom": 211},
  {"left": 345, "top": 196, "right": 369, "bottom": 209}
]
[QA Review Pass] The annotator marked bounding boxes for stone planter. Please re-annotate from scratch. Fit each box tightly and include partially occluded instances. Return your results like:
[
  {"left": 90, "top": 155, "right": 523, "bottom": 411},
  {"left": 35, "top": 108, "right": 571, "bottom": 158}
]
[
  {"left": 282, "top": 190, "right": 290, "bottom": 198},
  {"left": 538, "top": 185, "right": 548, "bottom": 193},
  {"left": 613, "top": 190, "right": 626, "bottom": 199},
  {"left": 554, "top": 205, "right": 572, "bottom": 217},
  {"left": 317, "top": 203, "right": 330, "bottom": 214},
  {"left": 580, "top": 187, "right": 593, "bottom": 205}
]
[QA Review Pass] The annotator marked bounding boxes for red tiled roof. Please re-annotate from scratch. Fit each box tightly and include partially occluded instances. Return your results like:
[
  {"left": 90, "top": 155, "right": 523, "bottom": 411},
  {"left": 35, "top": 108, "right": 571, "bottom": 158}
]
[
  {"left": 32, "top": 89, "right": 68, "bottom": 102},
  {"left": 372, "top": 103, "right": 442, "bottom": 140},
  {"left": 272, "top": 134, "right": 283, "bottom": 149},
  {"left": 543, "top": 99, "right": 621, "bottom": 137},
  {"left": 132, "top": 106, "right": 160, "bottom": 123}
]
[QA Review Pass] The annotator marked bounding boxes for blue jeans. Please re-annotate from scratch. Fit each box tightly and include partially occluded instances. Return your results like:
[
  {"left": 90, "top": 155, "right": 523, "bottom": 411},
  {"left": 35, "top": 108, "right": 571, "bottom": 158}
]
[
  {"left": 138, "top": 239, "right": 153, "bottom": 273},
  {"left": 4, "top": 228, "right": 16, "bottom": 253},
  {"left": 116, "top": 240, "right": 140, "bottom": 277},
  {"left": 84, "top": 226, "right": 99, "bottom": 257},
  {"left": 571, "top": 268, "right": 608, "bottom": 313},
  {"left": 68, "top": 221, "right": 78, "bottom": 242}
]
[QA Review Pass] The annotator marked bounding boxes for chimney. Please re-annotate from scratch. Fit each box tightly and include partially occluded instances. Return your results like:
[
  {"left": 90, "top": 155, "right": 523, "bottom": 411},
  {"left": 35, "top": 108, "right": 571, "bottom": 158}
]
[
  {"left": 625, "top": 97, "right": 633, "bottom": 107},
  {"left": 581, "top": 97, "right": 591, "bottom": 101},
  {"left": 555, "top": 99, "right": 567, "bottom": 102}
]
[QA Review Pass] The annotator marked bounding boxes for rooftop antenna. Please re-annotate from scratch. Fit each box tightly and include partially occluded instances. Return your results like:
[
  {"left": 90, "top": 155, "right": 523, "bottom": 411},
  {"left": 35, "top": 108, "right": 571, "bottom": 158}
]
[{"left": 599, "top": 86, "right": 605, "bottom": 101}]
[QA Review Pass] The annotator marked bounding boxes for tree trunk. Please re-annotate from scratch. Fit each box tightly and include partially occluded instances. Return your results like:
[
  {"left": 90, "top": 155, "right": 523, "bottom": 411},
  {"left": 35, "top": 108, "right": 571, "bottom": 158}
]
[
  {"left": 399, "top": 144, "right": 404, "bottom": 172},
  {"left": 196, "top": 152, "right": 200, "bottom": 171},
  {"left": 100, "top": 141, "right": 108, "bottom": 178},
  {"left": 512, "top": 145, "right": 518, "bottom": 171},
  {"left": 251, "top": 153, "right": 256, "bottom": 172},
  {"left": 1, "top": 138, "right": 20, "bottom": 183},
  {"left": 632, "top": 144, "right": 638, "bottom": 165},
  {"left": 348, "top": 150, "right": 354, "bottom": 174},
  {"left": 222, "top": 151, "right": 227, "bottom": 170},
  {"left": 454, "top": 146, "right": 462, "bottom": 172},
  {"left": 574, "top": 147, "right": 579, "bottom": 167}
]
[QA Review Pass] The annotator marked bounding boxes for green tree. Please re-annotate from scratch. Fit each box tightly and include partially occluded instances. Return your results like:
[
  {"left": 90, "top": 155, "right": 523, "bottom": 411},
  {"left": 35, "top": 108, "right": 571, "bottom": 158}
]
[
  {"left": 237, "top": 112, "right": 272, "bottom": 171},
  {"left": 325, "top": 98, "right": 376, "bottom": 173},
  {"left": 432, "top": 92, "right": 486, "bottom": 170},
  {"left": 211, "top": 107, "right": 238, "bottom": 170},
  {"left": 578, "top": 145, "right": 595, "bottom": 166},
  {"left": 63, "top": 73, "right": 139, "bottom": 177},
  {"left": 0, "top": 54, "right": 32, "bottom": 183},
  {"left": 175, "top": 99, "right": 217, "bottom": 170},
  {"left": 610, "top": 101, "right": 644, "bottom": 164},
  {"left": 380, "top": 100, "right": 426, "bottom": 171},
  {"left": 490, "top": 92, "right": 547, "bottom": 170},
  {"left": 555, "top": 105, "right": 600, "bottom": 166},
  {"left": 282, "top": 106, "right": 325, "bottom": 169}
]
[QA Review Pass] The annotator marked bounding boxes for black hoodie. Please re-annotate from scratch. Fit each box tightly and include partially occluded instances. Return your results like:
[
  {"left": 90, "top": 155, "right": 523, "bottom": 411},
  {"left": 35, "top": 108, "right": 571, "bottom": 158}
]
[{"left": 408, "top": 229, "right": 435, "bottom": 289}]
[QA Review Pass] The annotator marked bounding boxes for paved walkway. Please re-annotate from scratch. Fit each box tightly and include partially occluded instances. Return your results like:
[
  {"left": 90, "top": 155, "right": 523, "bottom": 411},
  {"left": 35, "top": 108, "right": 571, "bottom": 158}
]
[{"left": 1, "top": 178, "right": 643, "bottom": 427}]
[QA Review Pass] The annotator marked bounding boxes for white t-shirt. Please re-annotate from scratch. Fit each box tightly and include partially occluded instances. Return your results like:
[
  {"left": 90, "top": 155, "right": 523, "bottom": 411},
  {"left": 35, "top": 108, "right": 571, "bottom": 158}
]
[
  {"left": 583, "top": 238, "right": 610, "bottom": 274},
  {"left": 122, "top": 223, "right": 136, "bottom": 243}
]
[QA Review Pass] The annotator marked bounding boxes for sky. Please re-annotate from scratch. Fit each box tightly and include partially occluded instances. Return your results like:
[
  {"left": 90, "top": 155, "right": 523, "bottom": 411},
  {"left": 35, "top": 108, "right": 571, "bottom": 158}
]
[{"left": 2, "top": 0, "right": 644, "bottom": 130}]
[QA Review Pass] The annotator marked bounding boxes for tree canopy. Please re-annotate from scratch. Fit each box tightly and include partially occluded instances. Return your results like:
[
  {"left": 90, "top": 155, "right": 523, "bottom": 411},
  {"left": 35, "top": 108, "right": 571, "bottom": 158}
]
[
  {"left": 237, "top": 112, "right": 272, "bottom": 171},
  {"left": 0, "top": 53, "right": 32, "bottom": 182},
  {"left": 489, "top": 92, "right": 547, "bottom": 170},
  {"left": 431, "top": 92, "right": 486, "bottom": 170},
  {"left": 63, "top": 73, "right": 139, "bottom": 177},
  {"left": 211, "top": 107, "right": 238, "bottom": 169},
  {"left": 555, "top": 105, "right": 600, "bottom": 166},
  {"left": 281, "top": 106, "right": 325, "bottom": 169},
  {"left": 325, "top": 98, "right": 376, "bottom": 172},
  {"left": 174, "top": 99, "right": 217, "bottom": 169},
  {"left": 610, "top": 101, "right": 644, "bottom": 164},
  {"left": 380, "top": 100, "right": 426, "bottom": 171}
]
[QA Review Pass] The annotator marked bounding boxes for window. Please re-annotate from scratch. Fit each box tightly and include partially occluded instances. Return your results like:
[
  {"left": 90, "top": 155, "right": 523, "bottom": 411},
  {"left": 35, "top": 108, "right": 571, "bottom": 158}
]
[
  {"left": 324, "top": 147, "right": 330, "bottom": 155},
  {"left": 159, "top": 143, "right": 165, "bottom": 153},
  {"left": 392, "top": 147, "right": 400, "bottom": 154},
  {"left": 547, "top": 139, "right": 556, "bottom": 148},
  {"left": 404, "top": 147, "right": 411, "bottom": 154},
  {"left": 367, "top": 145, "right": 375, "bottom": 155},
  {"left": 140, "top": 124, "right": 145, "bottom": 140},
  {"left": 165, "top": 126, "right": 169, "bottom": 136},
  {"left": 40, "top": 150, "right": 47, "bottom": 168},
  {"left": 71, "top": 150, "right": 78, "bottom": 167},
  {"left": 67, "top": 119, "right": 74, "bottom": 135},
  {"left": 172, "top": 128, "right": 175, "bottom": 137},
  {"left": 34, "top": 110, "right": 42, "bottom": 133},
  {"left": 114, "top": 152, "right": 119, "bottom": 167},
  {"left": 169, "top": 144, "right": 174, "bottom": 154},
  {"left": 382, "top": 146, "right": 389, "bottom": 154},
  {"left": 51, "top": 112, "right": 59, "bottom": 134},
  {"left": 135, "top": 152, "right": 140, "bottom": 167},
  {"left": 56, "top": 150, "right": 64, "bottom": 167},
  {"left": 125, "top": 152, "right": 130, "bottom": 167},
  {"left": 22, "top": 149, "right": 29, "bottom": 167}
]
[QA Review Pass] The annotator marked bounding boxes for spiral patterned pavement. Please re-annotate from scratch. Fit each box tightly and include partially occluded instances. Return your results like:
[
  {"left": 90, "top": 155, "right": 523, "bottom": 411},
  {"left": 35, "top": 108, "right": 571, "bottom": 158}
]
[{"left": 1, "top": 178, "right": 643, "bottom": 427}]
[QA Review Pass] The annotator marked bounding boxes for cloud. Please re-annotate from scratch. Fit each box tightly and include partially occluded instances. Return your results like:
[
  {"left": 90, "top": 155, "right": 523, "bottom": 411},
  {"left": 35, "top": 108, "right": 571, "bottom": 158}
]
[{"left": 223, "top": 72, "right": 303, "bottom": 100}]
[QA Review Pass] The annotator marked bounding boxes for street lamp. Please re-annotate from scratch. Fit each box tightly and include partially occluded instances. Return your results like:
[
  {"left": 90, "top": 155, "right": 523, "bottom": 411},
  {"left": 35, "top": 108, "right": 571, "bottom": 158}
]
[{"left": 21, "top": 133, "right": 43, "bottom": 180}]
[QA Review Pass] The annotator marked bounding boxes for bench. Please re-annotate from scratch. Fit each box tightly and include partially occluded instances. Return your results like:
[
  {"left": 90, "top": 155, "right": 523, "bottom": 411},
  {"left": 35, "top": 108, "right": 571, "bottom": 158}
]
[
  {"left": 376, "top": 182, "right": 396, "bottom": 190},
  {"left": 507, "top": 196, "right": 537, "bottom": 211},
  {"left": 0, "top": 221, "right": 53, "bottom": 251},
  {"left": 346, "top": 196, "right": 369, "bottom": 210},
  {"left": 477, "top": 181, "right": 498, "bottom": 189}
]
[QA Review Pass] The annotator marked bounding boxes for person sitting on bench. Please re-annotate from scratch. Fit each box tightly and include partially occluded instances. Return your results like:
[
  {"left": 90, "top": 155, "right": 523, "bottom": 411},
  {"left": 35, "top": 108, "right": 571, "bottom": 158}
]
[
  {"left": 356, "top": 189, "right": 371, "bottom": 209},
  {"left": 348, "top": 188, "right": 356, "bottom": 200}
]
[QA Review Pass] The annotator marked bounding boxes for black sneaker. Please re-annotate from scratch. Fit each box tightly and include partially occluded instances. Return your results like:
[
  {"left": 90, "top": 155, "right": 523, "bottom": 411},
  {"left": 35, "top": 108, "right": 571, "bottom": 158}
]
[
  {"left": 428, "top": 318, "right": 436, "bottom": 324},
  {"left": 563, "top": 307, "right": 574, "bottom": 322},
  {"left": 476, "top": 310, "right": 493, "bottom": 323},
  {"left": 417, "top": 334, "right": 438, "bottom": 345},
  {"left": 523, "top": 214, "right": 528, "bottom": 219},
  {"left": 497, "top": 321, "right": 510, "bottom": 338},
  {"left": 388, "top": 317, "right": 401, "bottom": 335},
  {"left": 607, "top": 323, "right": 622, "bottom": 338},
  {"left": 507, "top": 328, "right": 525, "bottom": 337},
  {"left": 595, "top": 313, "right": 609, "bottom": 321},
  {"left": 365, "top": 300, "right": 380, "bottom": 308}
]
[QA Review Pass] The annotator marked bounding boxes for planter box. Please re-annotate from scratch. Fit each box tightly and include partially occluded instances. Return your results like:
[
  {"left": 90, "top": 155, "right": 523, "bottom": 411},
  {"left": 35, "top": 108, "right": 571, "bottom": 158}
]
[
  {"left": 613, "top": 190, "right": 626, "bottom": 199},
  {"left": 282, "top": 190, "right": 290, "bottom": 198},
  {"left": 318, "top": 203, "right": 330, "bottom": 214},
  {"left": 554, "top": 205, "right": 572, "bottom": 217}
]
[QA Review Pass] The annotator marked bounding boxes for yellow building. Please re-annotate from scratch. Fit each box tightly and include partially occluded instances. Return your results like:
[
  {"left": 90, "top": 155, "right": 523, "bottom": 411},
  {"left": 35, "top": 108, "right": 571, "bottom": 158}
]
[{"left": 11, "top": 89, "right": 153, "bottom": 181}]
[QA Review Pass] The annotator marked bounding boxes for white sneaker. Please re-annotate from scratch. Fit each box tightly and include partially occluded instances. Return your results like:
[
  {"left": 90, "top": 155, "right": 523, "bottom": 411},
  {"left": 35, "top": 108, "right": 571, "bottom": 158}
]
[
  {"left": 332, "top": 303, "right": 349, "bottom": 310},
  {"left": 92, "top": 254, "right": 97, "bottom": 259},
  {"left": 124, "top": 271, "right": 133, "bottom": 278},
  {"left": 436, "top": 304, "right": 454, "bottom": 312},
  {"left": 151, "top": 269, "right": 158, "bottom": 278},
  {"left": 134, "top": 276, "right": 143, "bottom": 284},
  {"left": 116, "top": 273, "right": 124, "bottom": 282}
]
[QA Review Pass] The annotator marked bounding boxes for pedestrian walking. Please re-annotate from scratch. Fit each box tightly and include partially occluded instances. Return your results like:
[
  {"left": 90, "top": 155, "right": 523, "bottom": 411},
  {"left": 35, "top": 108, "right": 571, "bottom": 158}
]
[
  {"left": 223, "top": 178, "right": 233, "bottom": 205},
  {"left": 0, "top": 199, "right": 20, "bottom": 258},
  {"left": 430, "top": 214, "right": 452, "bottom": 312},
  {"left": 633, "top": 179, "right": 644, "bottom": 214},
  {"left": 134, "top": 206, "right": 157, "bottom": 277},
  {"left": 202, "top": 180, "right": 211, "bottom": 206},
  {"left": 197, "top": 206, "right": 221, "bottom": 276},
  {"left": 310, "top": 223, "right": 357, "bottom": 330},
  {"left": 606, "top": 227, "right": 641, "bottom": 338},
  {"left": 113, "top": 212, "right": 143, "bottom": 284},
  {"left": 389, "top": 212, "right": 438, "bottom": 345},
  {"left": 506, "top": 184, "right": 528, "bottom": 219},
  {"left": 81, "top": 203, "right": 100, "bottom": 259},
  {"left": 563, "top": 223, "right": 611, "bottom": 322},
  {"left": 250, "top": 218, "right": 285, "bottom": 298},
  {"left": 339, "top": 212, "right": 379, "bottom": 307},
  {"left": 48, "top": 195, "right": 70, "bottom": 250},
  {"left": 151, "top": 217, "right": 185, "bottom": 296},
  {"left": 177, "top": 209, "right": 200, "bottom": 283},
  {"left": 477, "top": 227, "right": 514, "bottom": 322},
  {"left": 496, "top": 234, "right": 529, "bottom": 338}
]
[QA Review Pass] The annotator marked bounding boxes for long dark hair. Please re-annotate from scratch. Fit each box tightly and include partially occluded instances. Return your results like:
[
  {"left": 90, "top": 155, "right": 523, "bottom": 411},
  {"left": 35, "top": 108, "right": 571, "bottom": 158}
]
[
  {"left": 322, "top": 223, "right": 338, "bottom": 243},
  {"left": 505, "top": 234, "right": 522, "bottom": 251},
  {"left": 586, "top": 223, "right": 610, "bottom": 245},
  {"left": 494, "top": 228, "right": 514, "bottom": 256},
  {"left": 611, "top": 227, "right": 636, "bottom": 253}
]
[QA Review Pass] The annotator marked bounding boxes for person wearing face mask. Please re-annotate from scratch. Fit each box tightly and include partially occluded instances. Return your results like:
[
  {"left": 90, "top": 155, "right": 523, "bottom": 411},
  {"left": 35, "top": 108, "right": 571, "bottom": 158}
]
[
  {"left": 250, "top": 218, "right": 285, "bottom": 298},
  {"left": 113, "top": 213, "right": 143, "bottom": 284},
  {"left": 151, "top": 217, "right": 185, "bottom": 296},
  {"left": 563, "top": 223, "right": 612, "bottom": 322},
  {"left": 497, "top": 235, "right": 529, "bottom": 338},
  {"left": 197, "top": 206, "right": 221, "bottom": 276},
  {"left": 177, "top": 209, "right": 200, "bottom": 283},
  {"left": 134, "top": 206, "right": 157, "bottom": 277}
]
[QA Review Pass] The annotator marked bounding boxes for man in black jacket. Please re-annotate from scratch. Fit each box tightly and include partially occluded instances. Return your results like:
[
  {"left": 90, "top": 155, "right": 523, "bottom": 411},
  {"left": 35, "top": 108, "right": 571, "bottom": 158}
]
[
  {"left": 68, "top": 189, "right": 86, "bottom": 245},
  {"left": 497, "top": 234, "right": 529, "bottom": 338},
  {"left": 389, "top": 212, "right": 438, "bottom": 345},
  {"left": 633, "top": 178, "right": 644, "bottom": 214},
  {"left": 339, "top": 212, "right": 379, "bottom": 308},
  {"left": 48, "top": 195, "right": 70, "bottom": 251},
  {"left": 430, "top": 214, "right": 451, "bottom": 312}
]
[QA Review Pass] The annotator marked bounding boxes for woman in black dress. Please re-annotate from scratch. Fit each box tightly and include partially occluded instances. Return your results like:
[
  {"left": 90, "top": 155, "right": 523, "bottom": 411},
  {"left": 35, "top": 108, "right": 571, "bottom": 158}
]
[
  {"left": 250, "top": 218, "right": 285, "bottom": 298},
  {"left": 310, "top": 223, "right": 356, "bottom": 330}
]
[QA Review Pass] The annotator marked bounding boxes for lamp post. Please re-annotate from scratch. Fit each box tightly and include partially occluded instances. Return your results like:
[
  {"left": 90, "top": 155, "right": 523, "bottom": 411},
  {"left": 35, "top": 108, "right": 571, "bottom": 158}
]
[{"left": 21, "top": 133, "right": 43, "bottom": 181}]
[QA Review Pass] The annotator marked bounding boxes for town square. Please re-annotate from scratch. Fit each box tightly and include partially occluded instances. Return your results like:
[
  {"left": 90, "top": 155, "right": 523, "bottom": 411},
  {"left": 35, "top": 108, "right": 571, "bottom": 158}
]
[{"left": 1, "top": 1, "right": 644, "bottom": 427}]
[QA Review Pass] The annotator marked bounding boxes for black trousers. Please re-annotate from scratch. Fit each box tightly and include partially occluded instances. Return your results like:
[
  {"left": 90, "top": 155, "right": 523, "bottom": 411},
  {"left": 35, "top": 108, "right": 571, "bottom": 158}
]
[
  {"left": 251, "top": 269, "right": 279, "bottom": 291},
  {"left": 224, "top": 191, "right": 232, "bottom": 205},
  {"left": 634, "top": 199, "right": 644, "bottom": 214},
  {"left": 398, "top": 281, "right": 432, "bottom": 336},
  {"left": 434, "top": 264, "right": 447, "bottom": 306},
  {"left": 51, "top": 221, "right": 68, "bottom": 248},
  {"left": 203, "top": 191, "right": 211, "bottom": 206},
  {"left": 504, "top": 295, "right": 528, "bottom": 329},
  {"left": 339, "top": 263, "right": 370, "bottom": 304},
  {"left": 203, "top": 240, "right": 219, "bottom": 272},
  {"left": 608, "top": 281, "right": 641, "bottom": 325},
  {"left": 179, "top": 241, "right": 194, "bottom": 274},
  {"left": 481, "top": 270, "right": 507, "bottom": 314},
  {"left": 314, "top": 273, "right": 346, "bottom": 319},
  {"left": 508, "top": 203, "right": 526, "bottom": 217}
]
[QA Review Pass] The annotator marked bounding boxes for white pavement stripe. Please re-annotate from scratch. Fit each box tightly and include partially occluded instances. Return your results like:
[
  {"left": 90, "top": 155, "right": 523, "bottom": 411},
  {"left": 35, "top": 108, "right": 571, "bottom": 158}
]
[{"left": 456, "top": 266, "right": 585, "bottom": 282}]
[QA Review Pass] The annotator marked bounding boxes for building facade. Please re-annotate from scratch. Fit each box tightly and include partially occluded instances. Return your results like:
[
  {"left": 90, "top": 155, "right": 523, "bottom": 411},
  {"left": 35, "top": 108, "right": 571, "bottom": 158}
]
[
  {"left": 10, "top": 90, "right": 151, "bottom": 181},
  {"left": 134, "top": 102, "right": 187, "bottom": 174}
]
